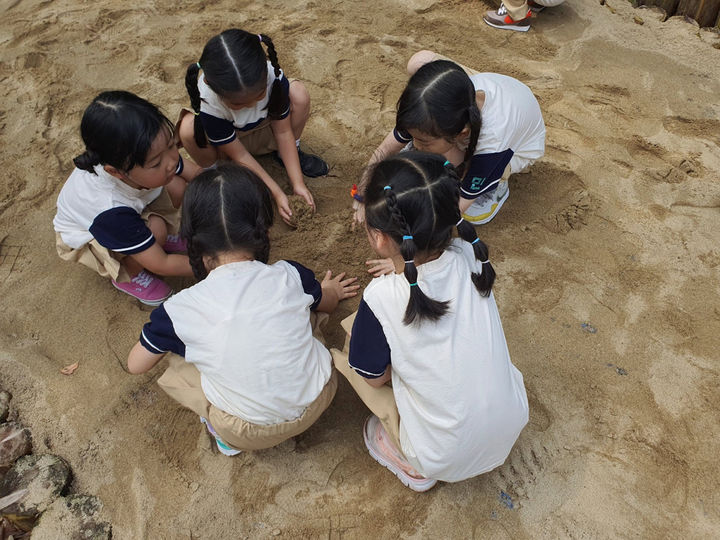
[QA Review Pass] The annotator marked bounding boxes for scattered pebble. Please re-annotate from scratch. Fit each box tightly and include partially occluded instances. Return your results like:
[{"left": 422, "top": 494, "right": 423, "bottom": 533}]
[
  {"left": 581, "top": 322, "right": 597, "bottom": 334},
  {"left": 272, "top": 528, "right": 282, "bottom": 536},
  {"left": 615, "top": 367, "right": 628, "bottom": 376},
  {"left": 633, "top": 16, "right": 644, "bottom": 25}
]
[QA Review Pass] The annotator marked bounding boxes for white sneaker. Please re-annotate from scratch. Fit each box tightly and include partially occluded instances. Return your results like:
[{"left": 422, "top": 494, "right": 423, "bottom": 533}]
[
  {"left": 200, "top": 417, "right": 241, "bottom": 456},
  {"left": 462, "top": 180, "right": 510, "bottom": 225}
]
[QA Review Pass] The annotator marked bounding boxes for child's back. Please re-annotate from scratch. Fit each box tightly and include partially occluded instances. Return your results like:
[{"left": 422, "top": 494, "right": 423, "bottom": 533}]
[{"left": 363, "top": 238, "right": 528, "bottom": 481}]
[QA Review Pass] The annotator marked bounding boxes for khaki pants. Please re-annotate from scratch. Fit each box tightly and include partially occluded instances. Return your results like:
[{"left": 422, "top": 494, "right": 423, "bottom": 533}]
[
  {"left": 55, "top": 188, "right": 181, "bottom": 283},
  {"left": 501, "top": 0, "right": 529, "bottom": 20},
  {"left": 177, "top": 109, "right": 277, "bottom": 156},
  {"left": 157, "top": 313, "right": 338, "bottom": 451},
  {"left": 330, "top": 313, "right": 403, "bottom": 451}
]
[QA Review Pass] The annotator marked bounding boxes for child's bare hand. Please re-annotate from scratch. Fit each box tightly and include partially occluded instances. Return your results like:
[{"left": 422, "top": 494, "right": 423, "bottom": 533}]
[
  {"left": 294, "top": 185, "right": 316, "bottom": 211},
  {"left": 274, "top": 192, "right": 293, "bottom": 226},
  {"left": 366, "top": 258, "right": 395, "bottom": 277},
  {"left": 322, "top": 270, "right": 359, "bottom": 301},
  {"left": 352, "top": 200, "right": 365, "bottom": 230}
]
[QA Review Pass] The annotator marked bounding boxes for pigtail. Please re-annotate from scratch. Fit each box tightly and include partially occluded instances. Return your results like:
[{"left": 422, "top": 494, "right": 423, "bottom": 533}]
[
  {"left": 459, "top": 102, "right": 482, "bottom": 179},
  {"left": 185, "top": 62, "right": 208, "bottom": 148},
  {"left": 259, "top": 34, "right": 288, "bottom": 120},
  {"left": 384, "top": 186, "right": 450, "bottom": 325},
  {"left": 456, "top": 218, "right": 495, "bottom": 296},
  {"left": 73, "top": 149, "right": 101, "bottom": 173}
]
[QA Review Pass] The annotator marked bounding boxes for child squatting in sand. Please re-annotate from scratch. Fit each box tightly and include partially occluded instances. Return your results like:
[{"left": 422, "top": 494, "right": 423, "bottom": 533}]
[
  {"left": 334, "top": 151, "right": 529, "bottom": 491},
  {"left": 54, "top": 91, "right": 201, "bottom": 305},
  {"left": 126, "top": 163, "right": 358, "bottom": 455}
]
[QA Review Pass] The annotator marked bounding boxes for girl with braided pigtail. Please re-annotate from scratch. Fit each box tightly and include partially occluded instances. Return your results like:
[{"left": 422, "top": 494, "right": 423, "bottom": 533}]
[
  {"left": 354, "top": 50, "right": 544, "bottom": 228},
  {"left": 128, "top": 163, "right": 358, "bottom": 456},
  {"left": 178, "top": 29, "right": 329, "bottom": 226},
  {"left": 332, "top": 151, "right": 528, "bottom": 492}
]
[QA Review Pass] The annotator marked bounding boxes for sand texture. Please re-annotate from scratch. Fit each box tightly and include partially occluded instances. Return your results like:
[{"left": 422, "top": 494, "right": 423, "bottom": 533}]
[{"left": 1, "top": 0, "right": 720, "bottom": 538}]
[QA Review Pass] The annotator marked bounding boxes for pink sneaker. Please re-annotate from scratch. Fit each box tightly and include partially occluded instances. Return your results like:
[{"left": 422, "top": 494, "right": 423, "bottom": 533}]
[
  {"left": 162, "top": 234, "right": 187, "bottom": 253},
  {"left": 111, "top": 271, "right": 172, "bottom": 306},
  {"left": 363, "top": 415, "right": 437, "bottom": 492}
]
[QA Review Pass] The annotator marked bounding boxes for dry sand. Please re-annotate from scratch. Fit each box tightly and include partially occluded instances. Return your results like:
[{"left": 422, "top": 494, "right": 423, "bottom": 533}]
[{"left": 1, "top": 0, "right": 720, "bottom": 538}]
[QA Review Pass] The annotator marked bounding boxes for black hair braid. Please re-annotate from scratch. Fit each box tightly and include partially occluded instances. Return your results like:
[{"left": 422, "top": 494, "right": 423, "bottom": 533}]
[
  {"left": 185, "top": 62, "right": 208, "bottom": 148},
  {"left": 384, "top": 187, "right": 449, "bottom": 325},
  {"left": 259, "top": 34, "right": 287, "bottom": 120},
  {"left": 456, "top": 219, "right": 495, "bottom": 296},
  {"left": 73, "top": 149, "right": 100, "bottom": 173},
  {"left": 460, "top": 102, "right": 482, "bottom": 179},
  {"left": 186, "top": 236, "right": 208, "bottom": 281}
]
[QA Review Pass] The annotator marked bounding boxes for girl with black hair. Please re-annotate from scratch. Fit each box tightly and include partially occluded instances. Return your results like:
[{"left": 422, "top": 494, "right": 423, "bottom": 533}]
[
  {"left": 54, "top": 91, "right": 202, "bottom": 305},
  {"left": 355, "top": 50, "right": 545, "bottom": 229},
  {"left": 127, "top": 163, "right": 358, "bottom": 455},
  {"left": 178, "top": 28, "right": 328, "bottom": 226},
  {"left": 333, "top": 151, "right": 528, "bottom": 491}
]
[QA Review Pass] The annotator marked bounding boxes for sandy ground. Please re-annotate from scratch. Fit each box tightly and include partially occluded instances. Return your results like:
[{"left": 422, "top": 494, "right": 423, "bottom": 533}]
[{"left": 1, "top": 0, "right": 720, "bottom": 538}]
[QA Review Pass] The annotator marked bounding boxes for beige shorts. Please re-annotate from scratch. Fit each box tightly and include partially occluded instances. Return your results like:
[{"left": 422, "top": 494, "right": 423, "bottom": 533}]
[
  {"left": 156, "top": 312, "right": 338, "bottom": 451},
  {"left": 177, "top": 108, "right": 278, "bottom": 156},
  {"left": 55, "top": 188, "right": 181, "bottom": 283},
  {"left": 330, "top": 312, "right": 403, "bottom": 452}
]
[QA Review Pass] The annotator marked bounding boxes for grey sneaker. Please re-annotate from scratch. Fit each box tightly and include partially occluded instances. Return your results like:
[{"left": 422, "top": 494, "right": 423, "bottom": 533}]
[{"left": 483, "top": 3, "right": 532, "bottom": 32}]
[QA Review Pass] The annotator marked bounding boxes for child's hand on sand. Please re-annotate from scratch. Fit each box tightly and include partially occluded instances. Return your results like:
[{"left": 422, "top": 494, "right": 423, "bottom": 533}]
[
  {"left": 366, "top": 258, "right": 395, "bottom": 277},
  {"left": 294, "top": 185, "right": 315, "bottom": 211},
  {"left": 321, "top": 270, "right": 360, "bottom": 301},
  {"left": 274, "top": 191, "right": 294, "bottom": 226}
]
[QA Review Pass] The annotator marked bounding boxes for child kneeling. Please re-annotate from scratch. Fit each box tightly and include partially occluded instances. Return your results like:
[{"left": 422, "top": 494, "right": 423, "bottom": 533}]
[
  {"left": 334, "top": 152, "right": 528, "bottom": 490},
  {"left": 127, "top": 164, "right": 358, "bottom": 454}
]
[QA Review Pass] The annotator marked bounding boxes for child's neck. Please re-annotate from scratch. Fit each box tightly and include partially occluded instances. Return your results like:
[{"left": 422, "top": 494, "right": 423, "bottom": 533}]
[
  {"left": 391, "top": 250, "right": 442, "bottom": 274},
  {"left": 205, "top": 250, "right": 256, "bottom": 273}
]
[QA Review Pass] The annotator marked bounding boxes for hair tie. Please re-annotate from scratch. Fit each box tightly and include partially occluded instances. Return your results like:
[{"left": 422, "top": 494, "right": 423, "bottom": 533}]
[
  {"left": 479, "top": 260, "right": 488, "bottom": 264},
  {"left": 196, "top": 62, "right": 201, "bottom": 69},
  {"left": 402, "top": 235, "right": 413, "bottom": 241},
  {"left": 444, "top": 160, "right": 451, "bottom": 166},
  {"left": 403, "top": 260, "right": 414, "bottom": 264},
  {"left": 258, "top": 34, "right": 263, "bottom": 42},
  {"left": 471, "top": 238, "right": 480, "bottom": 244},
  {"left": 409, "top": 282, "right": 418, "bottom": 287},
  {"left": 455, "top": 217, "right": 463, "bottom": 227},
  {"left": 383, "top": 185, "right": 391, "bottom": 191}
]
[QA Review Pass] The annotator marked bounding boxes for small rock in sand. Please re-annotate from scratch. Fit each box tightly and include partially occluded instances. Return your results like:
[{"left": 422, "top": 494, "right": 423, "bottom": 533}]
[
  {"left": 0, "top": 454, "right": 71, "bottom": 517},
  {"left": 0, "top": 422, "right": 32, "bottom": 468}
]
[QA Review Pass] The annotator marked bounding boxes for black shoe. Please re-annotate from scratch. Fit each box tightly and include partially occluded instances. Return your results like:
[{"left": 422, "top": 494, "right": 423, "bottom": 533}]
[{"left": 272, "top": 150, "right": 329, "bottom": 178}]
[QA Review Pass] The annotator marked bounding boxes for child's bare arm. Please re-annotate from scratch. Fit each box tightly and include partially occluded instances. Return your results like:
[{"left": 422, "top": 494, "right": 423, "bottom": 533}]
[
  {"left": 361, "top": 132, "right": 406, "bottom": 191},
  {"left": 271, "top": 117, "right": 315, "bottom": 210},
  {"left": 127, "top": 341, "right": 164, "bottom": 374},
  {"left": 129, "top": 244, "right": 193, "bottom": 277},
  {"left": 316, "top": 270, "right": 359, "bottom": 313},
  {"left": 364, "top": 366, "right": 392, "bottom": 387}
]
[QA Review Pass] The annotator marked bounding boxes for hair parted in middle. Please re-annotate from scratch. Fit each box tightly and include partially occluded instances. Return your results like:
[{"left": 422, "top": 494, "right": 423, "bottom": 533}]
[
  {"left": 396, "top": 60, "right": 482, "bottom": 179},
  {"left": 180, "top": 162, "right": 274, "bottom": 280},
  {"left": 185, "top": 28, "right": 289, "bottom": 148},
  {"left": 364, "top": 151, "right": 495, "bottom": 325}
]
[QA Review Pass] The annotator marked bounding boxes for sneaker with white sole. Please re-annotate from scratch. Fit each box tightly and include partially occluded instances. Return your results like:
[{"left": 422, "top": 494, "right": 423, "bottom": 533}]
[
  {"left": 363, "top": 415, "right": 437, "bottom": 492},
  {"left": 483, "top": 3, "right": 532, "bottom": 32},
  {"left": 111, "top": 270, "right": 172, "bottom": 306},
  {"left": 162, "top": 234, "right": 187, "bottom": 253},
  {"left": 200, "top": 417, "right": 241, "bottom": 456},
  {"left": 462, "top": 180, "right": 510, "bottom": 225}
]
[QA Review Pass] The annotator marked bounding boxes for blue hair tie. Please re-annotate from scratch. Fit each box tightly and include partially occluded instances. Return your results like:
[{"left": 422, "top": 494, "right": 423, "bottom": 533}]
[
  {"left": 471, "top": 238, "right": 479, "bottom": 244},
  {"left": 196, "top": 62, "right": 201, "bottom": 69},
  {"left": 402, "top": 235, "right": 413, "bottom": 241},
  {"left": 409, "top": 282, "right": 418, "bottom": 287},
  {"left": 383, "top": 185, "right": 391, "bottom": 191},
  {"left": 443, "top": 160, "right": 451, "bottom": 166}
]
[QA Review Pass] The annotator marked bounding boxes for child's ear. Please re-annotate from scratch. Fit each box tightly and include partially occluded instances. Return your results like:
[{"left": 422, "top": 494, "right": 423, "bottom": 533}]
[
  {"left": 457, "top": 125, "right": 471, "bottom": 140},
  {"left": 103, "top": 164, "right": 125, "bottom": 181}
]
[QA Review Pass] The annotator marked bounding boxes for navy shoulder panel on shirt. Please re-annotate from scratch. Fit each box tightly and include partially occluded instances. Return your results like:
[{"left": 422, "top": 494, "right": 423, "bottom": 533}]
[
  {"left": 199, "top": 112, "right": 236, "bottom": 146},
  {"left": 460, "top": 149, "right": 514, "bottom": 199},
  {"left": 349, "top": 299, "right": 391, "bottom": 379},
  {"left": 285, "top": 260, "right": 322, "bottom": 310},
  {"left": 393, "top": 127, "right": 412, "bottom": 144},
  {"left": 140, "top": 304, "right": 186, "bottom": 356},
  {"left": 89, "top": 206, "right": 155, "bottom": 254}
]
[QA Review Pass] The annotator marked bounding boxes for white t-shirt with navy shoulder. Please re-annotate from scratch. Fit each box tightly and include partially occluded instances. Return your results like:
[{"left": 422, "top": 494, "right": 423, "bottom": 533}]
[
  {"left": 394, "top": 72, "right": 545, "bottom": 200},
  {"left": 53, "top": 159, "right": 183, "bottom": 253},
  {"left": 198, "top": 61, "right": 291, "bottom": 146},
  {"left": 349, "top": 239, "right": 529, "bottom": 482},
  {"left": 139, "top": 260, "right": 332, "bottom": 426}
]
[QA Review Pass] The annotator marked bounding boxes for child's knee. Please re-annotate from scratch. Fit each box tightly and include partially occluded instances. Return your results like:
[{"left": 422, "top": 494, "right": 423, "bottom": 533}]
[
  {"left": 407, "top": 50, "right": 437, "bottom": 76},
  {"left": 289, "top": 81, "right": 311, "bottom": 112}
]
